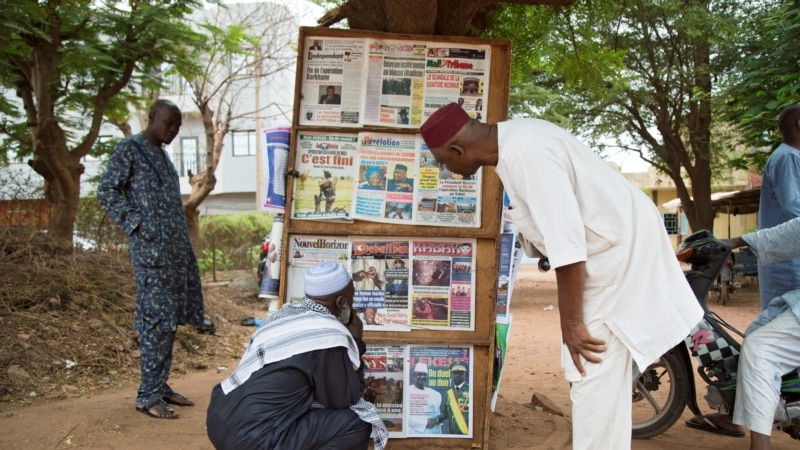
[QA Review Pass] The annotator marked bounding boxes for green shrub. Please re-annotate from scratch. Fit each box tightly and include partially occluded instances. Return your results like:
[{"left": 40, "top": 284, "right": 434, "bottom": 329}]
[
  {"left": 196, "top": 247, "right": 233, "bottom": 275},
  {"left": 75, "top": 196, "right": 128, "bottom": 251},
  {"left": 77, "top": 193, "right": 275, "bottom": 276},
  {"left": 198, "top": 212, "right": 276, "bottom": 275}
]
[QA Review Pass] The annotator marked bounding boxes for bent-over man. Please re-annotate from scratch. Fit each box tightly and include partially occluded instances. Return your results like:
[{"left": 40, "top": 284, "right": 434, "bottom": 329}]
[{"left": 419, "top": 102, "right": 702, "bottom": 449}]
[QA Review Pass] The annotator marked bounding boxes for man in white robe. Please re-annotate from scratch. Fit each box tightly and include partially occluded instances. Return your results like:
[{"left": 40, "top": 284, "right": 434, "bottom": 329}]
[
  {"left": 407, "top": 363, "right": 445, "bottom": 435},
  {"left": 420, "top": 103, "right": 703, "bottom": 449}
]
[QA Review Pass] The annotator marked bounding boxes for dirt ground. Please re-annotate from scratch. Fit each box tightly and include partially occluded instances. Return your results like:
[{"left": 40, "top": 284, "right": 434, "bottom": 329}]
[{"left": 1, "top": 264, "right": 798, "bottom": 449}]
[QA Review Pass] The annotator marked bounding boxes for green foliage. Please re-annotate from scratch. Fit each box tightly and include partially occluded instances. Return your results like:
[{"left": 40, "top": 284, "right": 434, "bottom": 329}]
[
  {"left": 485, "top": 0, "right": 753, "bottom": 231},
  {"left": 483, "top": 5, "right": 574, "bottom": 125},
  {"left": 197, "top": 212, "right": 276, "bottom": 275},
  {"left": 74, "top": 196, "right": 128, "bottom": 251},
  {"left": 0, "top": 0, "right": 215, "bottom": 243},
  {"left": 728, "top": 151, "right": 772, "bottom": 173},
  {"left": 161, "top": 3, "right": 299, "bottom": 249},
  {"left": 488, "top": 0, "right": 795, "bottom": 177},
  {"left": 722, "top": 0, "right": 800, "bottom": 150},
  {"left": 88, "top": 137, "right": 122, "bottom": 162},
  {"left": 484, "top": 3, "right": 630, "bottom": 128},
  {"left": 0, "top": 0, "right": 206, "bottom": 188},
  {"left": 75, "top": 200, "right": 275, "bottom": 275},
  {"left": 196, "top": 248, "right": 234, "bottom": 275}
]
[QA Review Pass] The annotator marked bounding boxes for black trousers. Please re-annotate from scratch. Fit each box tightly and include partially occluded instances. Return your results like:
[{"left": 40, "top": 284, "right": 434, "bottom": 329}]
[{"left": 271, "top": 408, "right": 371, "bottom": 450}]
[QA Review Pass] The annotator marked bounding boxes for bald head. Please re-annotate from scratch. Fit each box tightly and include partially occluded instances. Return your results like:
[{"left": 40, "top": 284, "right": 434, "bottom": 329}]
[
  {"left": 150, "top": 99, "right": 179, "bottom": 115},
  {"left": 779, "top": 105, "right": 800, "bottom": 143},
  {"left": 143, "top": 99, "right": 182, "bottom": 147}
]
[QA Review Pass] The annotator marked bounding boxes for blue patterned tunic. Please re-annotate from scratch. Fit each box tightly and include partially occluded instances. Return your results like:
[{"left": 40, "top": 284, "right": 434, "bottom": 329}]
[{"left": 98, "top": 134, "right": 204, "bottom": 403}]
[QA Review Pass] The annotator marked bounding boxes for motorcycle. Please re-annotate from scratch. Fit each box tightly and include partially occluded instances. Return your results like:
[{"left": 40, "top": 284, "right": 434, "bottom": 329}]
[{"left": 631, "top": 229, "right": 800, "bottom": 439}]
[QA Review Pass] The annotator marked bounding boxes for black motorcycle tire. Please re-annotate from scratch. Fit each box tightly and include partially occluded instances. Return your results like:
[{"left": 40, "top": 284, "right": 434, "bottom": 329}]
[{"left": 632, "top": 350, "right": 690, "bottom": 439}]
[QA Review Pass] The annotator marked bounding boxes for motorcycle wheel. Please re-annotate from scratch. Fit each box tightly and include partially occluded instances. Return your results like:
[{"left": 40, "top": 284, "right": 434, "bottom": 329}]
[{"left": 632, "top": 350, "right": 689, "bottom": 439}]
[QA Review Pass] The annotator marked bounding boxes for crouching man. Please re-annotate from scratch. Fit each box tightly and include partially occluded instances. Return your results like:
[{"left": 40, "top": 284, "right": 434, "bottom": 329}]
[{"left": 207, "top": 262, "right": 388, "bottom": 449}]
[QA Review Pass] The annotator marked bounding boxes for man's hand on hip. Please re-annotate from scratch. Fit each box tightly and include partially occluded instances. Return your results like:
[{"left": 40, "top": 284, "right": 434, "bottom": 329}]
[{"left": 562, "top": 321, "right": 607, "bottom": 376}]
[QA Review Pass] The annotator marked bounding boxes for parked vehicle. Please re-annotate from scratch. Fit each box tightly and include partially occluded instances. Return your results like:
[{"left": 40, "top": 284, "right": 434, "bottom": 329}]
[{"left": 631, "top": 230, "right": 800, "bottom": 440}]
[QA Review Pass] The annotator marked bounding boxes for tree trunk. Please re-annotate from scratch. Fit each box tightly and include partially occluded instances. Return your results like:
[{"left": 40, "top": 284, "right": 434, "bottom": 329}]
[
  {"left": 319, "top": 0, "right": 576, "bottom": 35},
  {"left": 184, "top": 201, "right": 202, "bottom": 254},
  {"left": 184, "top": 168, "right": 216, "bottom": 253},
  {"left": 682, "top": 13, "right": 715, "bottom": 233},
  {"left": 45, "top": 172, "right": 82, "bottom": 242},
  {"left": 687, "top": 23, "right": 715, "bottom": 232},
  {"left": 29, "top": 119, "right": 84, "bottom": 243},
  {"left": 183, "top": 101, "right": 225, "bottom": 253}
]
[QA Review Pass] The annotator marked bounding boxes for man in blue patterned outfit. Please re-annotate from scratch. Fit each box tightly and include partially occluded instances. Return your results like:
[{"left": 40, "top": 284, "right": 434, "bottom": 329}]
[{"left": 98, "top": 99, "right": 208, "bottom": 419}]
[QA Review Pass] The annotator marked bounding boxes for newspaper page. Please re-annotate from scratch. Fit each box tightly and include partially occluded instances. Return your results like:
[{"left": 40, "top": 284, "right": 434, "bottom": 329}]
[
  {"left": 285, "top": 234, "right": 352, "bottom": 303},
  {"left": 361, "top": 40, "right": 491, "bottom": 126},
  {"left": 407, "top": 345, "right": 473, "bottom": 438},
  {"left": 300, "top": 37, "right": 490, "bottom": 128},
  {"left": 353, "top": 132, "right": 418, "bottom": 223},
  {"left": 351, "top": 238, "right": 411, "bottom": 332},
  {"left": 501, "top": 199, "right": 526, "bottom": 309},
  {"left": 260, "top": 127, "right": 290, "bottom": 213},
  {"left": 410, "top": 239, "right": 476, "bottom": 331},
  {"left": 258, "top": 215, "right": 284, "bottom": 300},
  {"left": 362, "top": 344, "right": 407, "bottom": 438},
  {"left": 492, "top": 319, "right": 511, "bottom": 412},
  {"left": 493, "top": 200, "right": 524, "bottom": 410},
  {"left": 422, "top": 45, "right": 490, "bottom": 123},
  {"left": 363, "top": 40, "right": 427, "bottom": 128},
  {"left": 350, "top": 132, "right": 481, "bottom": 227},
  {"left": 417, "top": 141, "right": 482, "bottom": 227},
  {"left": 496, "top": 229, "right": 515, "bottom": 320},
  {"left": 291, "top": 132, "right": 358, "bottom": 221},
  {"left": 299, "top": 37, "right": 366, "bottom": 127}
]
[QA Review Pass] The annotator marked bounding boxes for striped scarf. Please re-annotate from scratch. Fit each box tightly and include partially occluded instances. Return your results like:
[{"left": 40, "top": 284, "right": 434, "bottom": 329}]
[{"left": 221, "top": 298, "right": 388, "bottom": 450}]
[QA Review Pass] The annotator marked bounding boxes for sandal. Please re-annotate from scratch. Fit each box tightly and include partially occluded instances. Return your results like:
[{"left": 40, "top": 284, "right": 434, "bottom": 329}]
[
  {"left": 136, "top": 398, "right": 178, "bottom": 419},
  {"left": 162, "top": 391, "right": 195, "bottom": 406},
  {"left": 196, "top": 316, "right": 216, "bottom": 335},
  {"left": 685, "top": 414, "right": 744, "bottom": 438}
]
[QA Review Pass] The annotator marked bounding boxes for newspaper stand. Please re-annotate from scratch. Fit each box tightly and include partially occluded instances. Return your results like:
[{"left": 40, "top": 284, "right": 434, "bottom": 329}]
[{"left": 277, "top": 26, "right": 511, "bottom": 449}]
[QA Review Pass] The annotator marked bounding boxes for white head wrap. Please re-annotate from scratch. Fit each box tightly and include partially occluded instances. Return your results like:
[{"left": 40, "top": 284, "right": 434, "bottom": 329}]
[{"left": 304, "top": 262, "right": 351, "bottom": 297}]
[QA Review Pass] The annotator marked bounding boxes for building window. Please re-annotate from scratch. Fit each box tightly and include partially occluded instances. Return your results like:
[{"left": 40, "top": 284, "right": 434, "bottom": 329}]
[
  {"left": 171, "top": 137, "right": 203, "bottom": 177},
  {"left": 231, "top": 130, "right": 257, "bottom": 156},
  {"left": 663, "top": 213, "right": 678, "bottom": 235},
  {"left": 163, "top": 73, "right": 190, "bottom": 95}
]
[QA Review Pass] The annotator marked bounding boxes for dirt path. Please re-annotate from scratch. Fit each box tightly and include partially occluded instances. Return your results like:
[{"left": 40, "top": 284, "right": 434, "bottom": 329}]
[{"left": 0, "top": 265, "right": 795, "bottom": 449}]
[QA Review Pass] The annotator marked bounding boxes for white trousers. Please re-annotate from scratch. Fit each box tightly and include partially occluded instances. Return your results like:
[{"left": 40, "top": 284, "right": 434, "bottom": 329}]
[
  {"left": 733, "top": 309, "right": 800, "bottom": 435},
  {"left": 569, "top": 323, "right": 633, "bottom": 450}
]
